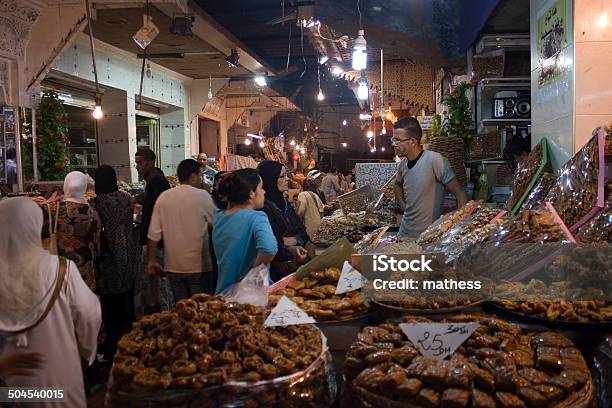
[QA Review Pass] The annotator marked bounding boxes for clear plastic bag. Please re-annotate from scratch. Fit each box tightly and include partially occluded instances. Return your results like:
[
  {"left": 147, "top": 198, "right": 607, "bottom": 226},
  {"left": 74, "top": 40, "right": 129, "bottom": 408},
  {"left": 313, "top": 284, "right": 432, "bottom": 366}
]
[
  {"left": 416, "top": 201, "right": 480, "bottom": 245},
  {"left": 220, "top": 264, "right": 270, "bottom": 307},
  {"left": 456, "top": 207, "right": 573, "bottom": 282},
  {"left": 506, "top": 142, "right": 547, "bottom": 211},
  {"left": 520, "top": 172, "right": 556, "bottom": 211},
  {"left": 576, "top": 183, "right": 611, "bottom": 243},
  {"left": 544, "top": 130, "right": 604, "bottom": 229}
]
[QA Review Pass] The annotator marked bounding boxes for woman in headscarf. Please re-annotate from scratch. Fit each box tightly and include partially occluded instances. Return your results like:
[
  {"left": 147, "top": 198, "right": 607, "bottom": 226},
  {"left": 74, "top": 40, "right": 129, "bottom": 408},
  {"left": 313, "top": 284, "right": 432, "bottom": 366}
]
[
  {"left": 42, "top": 171, "right": 101, "bottom": 291},
  {"left": 0, "top": 197, "right": 101, "bottom": 407},
  {"left": 257, "top": 160, "right": 309, "bottom": 281},
  {"left": 91, "top": 165, "right": 138, "bottom": 361},
  {"left": 211, "top": 171, "right": 228, "bottom": 209},
  {"left": 295, "top": 177, "right": 325, "bottom": 241}
]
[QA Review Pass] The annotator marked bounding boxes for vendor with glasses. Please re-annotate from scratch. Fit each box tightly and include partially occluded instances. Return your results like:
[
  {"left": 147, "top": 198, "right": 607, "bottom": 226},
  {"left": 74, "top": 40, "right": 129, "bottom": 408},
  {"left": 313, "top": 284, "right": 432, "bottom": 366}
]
[{"left": 392, "top": 117, "right": 468, "bottom": 238}]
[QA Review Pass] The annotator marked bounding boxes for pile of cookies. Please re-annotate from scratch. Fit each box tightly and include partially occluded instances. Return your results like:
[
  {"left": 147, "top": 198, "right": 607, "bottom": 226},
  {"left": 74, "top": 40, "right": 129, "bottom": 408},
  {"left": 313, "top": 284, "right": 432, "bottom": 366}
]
[
  {"left": 110, "top": 294, "right": 327, "bottom": 405},
  {"left": 497, "top": 299, "right": 612, "bottom": 323},
  {"left": 345, "top": 315, "right": 591, "bottom": 408},
  {"left": 269, "top": 268, "right": 369, "bottom": 321}
]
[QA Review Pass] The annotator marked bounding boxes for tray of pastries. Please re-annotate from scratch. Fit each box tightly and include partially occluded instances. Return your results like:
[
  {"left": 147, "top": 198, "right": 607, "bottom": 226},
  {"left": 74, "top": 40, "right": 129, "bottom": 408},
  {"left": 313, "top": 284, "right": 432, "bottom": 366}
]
[
  {"left": 490, "top": 278, "right": 612, "bottom": 330},
  {"left": 344, "top": 315, "right": 593, "bottom": 408},
  {"left": 108, "top": 294, "right": 333, "bottom": 406},
  {"left": 269, "top": 267, "right": 369, "bottom": 322}
]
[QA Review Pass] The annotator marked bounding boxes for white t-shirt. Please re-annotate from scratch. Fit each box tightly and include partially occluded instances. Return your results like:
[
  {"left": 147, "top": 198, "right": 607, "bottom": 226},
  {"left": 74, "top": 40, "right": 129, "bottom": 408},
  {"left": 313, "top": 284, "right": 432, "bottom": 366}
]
[
  {"left": 148, "top": 184, "right": 215, "bottom": 273},
  {"left": 396, "top": 150, "right": 455, "bottom": 238}
]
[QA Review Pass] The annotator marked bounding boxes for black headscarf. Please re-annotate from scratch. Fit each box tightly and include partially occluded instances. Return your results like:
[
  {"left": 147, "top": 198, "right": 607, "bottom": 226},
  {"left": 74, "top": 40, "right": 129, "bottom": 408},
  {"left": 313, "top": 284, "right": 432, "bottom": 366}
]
[
  {"left": 257, "top": 160, "right": 285, "bottom": 210},
  {"left": 212, "top": 171, "right": 228, "bottom": 209},
  {"left": 94, "top": 165, "right": 118, "bottom": 195}
]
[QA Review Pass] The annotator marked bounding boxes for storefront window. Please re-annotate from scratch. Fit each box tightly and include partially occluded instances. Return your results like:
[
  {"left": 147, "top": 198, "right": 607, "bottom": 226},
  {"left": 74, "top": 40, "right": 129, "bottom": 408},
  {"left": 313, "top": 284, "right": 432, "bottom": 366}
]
[
  {"left": 64, "top": 104, "right": 98, "bottom": 175},
  {"left": 136, "top": 114, "right": 160, "bottom": 165}
]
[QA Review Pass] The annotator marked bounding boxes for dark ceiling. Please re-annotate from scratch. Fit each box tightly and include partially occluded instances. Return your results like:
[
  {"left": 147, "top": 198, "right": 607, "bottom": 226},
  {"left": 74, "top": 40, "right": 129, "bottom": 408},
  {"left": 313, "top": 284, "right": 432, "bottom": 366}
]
[
  {"left": 482, "top": 0, "right": 530, "bottom": 34},
  {"left": 196, "top": 0, "right": 360, "bottom": 113},
  {"left": 194, "top": 0, "right": 529, "bottom": 113}
]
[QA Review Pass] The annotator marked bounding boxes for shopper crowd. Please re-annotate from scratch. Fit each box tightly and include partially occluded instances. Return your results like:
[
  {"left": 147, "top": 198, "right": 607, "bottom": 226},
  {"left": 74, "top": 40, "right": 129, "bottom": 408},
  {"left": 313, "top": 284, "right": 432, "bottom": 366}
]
[{"left": 0, "top": 147, "right": 345, "bottom": 404}]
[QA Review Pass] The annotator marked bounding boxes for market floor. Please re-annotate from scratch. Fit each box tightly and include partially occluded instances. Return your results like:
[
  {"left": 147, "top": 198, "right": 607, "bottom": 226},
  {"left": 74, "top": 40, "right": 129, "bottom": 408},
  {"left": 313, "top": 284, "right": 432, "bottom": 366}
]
[{"left": 87, "top": 385, "right": 106, "bottom": 408}]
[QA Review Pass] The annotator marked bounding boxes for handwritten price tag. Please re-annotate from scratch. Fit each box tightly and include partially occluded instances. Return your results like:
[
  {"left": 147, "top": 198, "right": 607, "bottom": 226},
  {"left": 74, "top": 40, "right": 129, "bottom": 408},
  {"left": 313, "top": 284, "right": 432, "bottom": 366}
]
[
  {"left": 399, "top": 322, "right": 479, "bottom": 360},
  {"left": 264, "top": 296, "right": 315, "bottom": 327},
  {"left": 335, "top": 261, "right": 366, "bottom": 295}
]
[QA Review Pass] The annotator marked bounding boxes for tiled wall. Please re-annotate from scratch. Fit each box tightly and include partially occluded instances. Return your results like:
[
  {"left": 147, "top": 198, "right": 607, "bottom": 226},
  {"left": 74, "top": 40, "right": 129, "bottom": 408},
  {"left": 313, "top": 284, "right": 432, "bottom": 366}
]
[
  {"left": 574, "top": 0, "right": 612, "bottom": 151},
  {"left": 52, "top": 34, "right": 191, "bottom": 181}
]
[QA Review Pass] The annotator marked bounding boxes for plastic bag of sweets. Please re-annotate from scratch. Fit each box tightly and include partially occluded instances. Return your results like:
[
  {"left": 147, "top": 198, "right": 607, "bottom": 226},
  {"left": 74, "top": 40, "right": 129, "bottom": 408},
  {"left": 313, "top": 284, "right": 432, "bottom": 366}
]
[
  {"left": 544, "top": 129, "right": 607, "bottom": 229},
  {"left": 520, "top": 172, "right": 556, "bottom": 211},
  {"left": 506, "top": 142, "right": 545, "bottom": 211},
  {"left": 575, "top": 183, "right": 612, "bottom": 243}
]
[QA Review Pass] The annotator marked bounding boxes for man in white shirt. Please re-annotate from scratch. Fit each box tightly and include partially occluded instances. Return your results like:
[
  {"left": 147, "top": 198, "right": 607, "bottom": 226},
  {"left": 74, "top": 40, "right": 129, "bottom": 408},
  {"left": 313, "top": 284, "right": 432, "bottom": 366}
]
[
  {"left": 320, "top": 167, "right": 342, "bottom": 203},
  {"left": 147, "top": 159, "right": 216, "bottom": 300}
]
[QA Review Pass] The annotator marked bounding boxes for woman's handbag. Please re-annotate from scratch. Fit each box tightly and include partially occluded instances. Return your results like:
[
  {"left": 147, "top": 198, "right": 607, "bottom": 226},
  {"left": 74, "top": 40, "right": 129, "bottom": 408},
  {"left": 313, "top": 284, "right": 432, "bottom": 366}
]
[{"left": 43, "top": 203, "right": 60, "bottom": 255}]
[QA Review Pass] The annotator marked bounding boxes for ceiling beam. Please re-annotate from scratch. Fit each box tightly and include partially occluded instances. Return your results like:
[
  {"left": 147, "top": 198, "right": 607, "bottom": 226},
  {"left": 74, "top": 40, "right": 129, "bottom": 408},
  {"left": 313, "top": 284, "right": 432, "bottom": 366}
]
[{"left": 151, "top": 1, "right": 278, "bottom": 76}]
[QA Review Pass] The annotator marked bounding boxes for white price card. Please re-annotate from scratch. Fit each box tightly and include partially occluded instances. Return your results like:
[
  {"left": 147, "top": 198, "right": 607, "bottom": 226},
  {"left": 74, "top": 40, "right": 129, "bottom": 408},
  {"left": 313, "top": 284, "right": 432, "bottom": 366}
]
[
  {"left": 399, "top": 322, "right": 479, "bottom": 360},
  {"left": 264, "top": 296, "right": 315, "bottom": 327},
  {"left": 335, "top": 261, "right": 366, "bottom": 295}
]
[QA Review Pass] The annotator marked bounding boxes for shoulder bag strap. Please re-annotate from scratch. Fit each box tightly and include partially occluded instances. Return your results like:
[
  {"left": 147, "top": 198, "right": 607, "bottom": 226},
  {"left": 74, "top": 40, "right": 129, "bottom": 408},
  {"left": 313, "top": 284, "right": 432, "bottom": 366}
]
[{"left": 5, "top": 257, "right": 67, "bottom": 335}]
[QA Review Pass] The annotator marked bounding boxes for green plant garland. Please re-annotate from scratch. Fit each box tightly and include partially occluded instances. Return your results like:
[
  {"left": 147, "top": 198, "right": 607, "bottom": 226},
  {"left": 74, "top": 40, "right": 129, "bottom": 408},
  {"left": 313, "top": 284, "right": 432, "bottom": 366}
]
[
  {"left": 36, "top": 90, "right": 71, "bottom": 180},
  {"left": 442, "top": 81, "right": 473, "bottom": 139}
]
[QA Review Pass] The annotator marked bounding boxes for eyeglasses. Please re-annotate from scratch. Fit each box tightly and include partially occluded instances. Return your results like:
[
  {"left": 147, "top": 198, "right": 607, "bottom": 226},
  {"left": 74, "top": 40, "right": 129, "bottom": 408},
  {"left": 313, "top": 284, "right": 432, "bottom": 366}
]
[{"left": 391, "top": 137, "right": 411, "bottom": 146}]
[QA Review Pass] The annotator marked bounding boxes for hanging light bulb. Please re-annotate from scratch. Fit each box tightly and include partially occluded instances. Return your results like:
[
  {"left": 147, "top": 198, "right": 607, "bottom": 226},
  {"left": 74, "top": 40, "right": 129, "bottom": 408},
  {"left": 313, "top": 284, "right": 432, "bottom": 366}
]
[
  {"left": 207, "top": 75, "right": 213, "bottom": 100},
  {"left": 381, "top": 127, "right": 387, "bottom": 135},
  {"left": 92, "top": 96, "right": 103, "bottom": 119},
  {"left": 359, "top": 111, "right": 372, "bottom": 120},
  {"left": 341, "top": 142, "right": 348, "bottom": 147},
  {"left": 259, "top": 140, "right": 266, "bottom": 148},
  {"left": 367, "top": 130, "right": 374, "bottom": 138},
  {"left": 381, "top": 146, "right": 386, "bottom": 152},
  {"left": 357, "top": 76, "right": 369, "bottom": 100},
  {"left": 300, "top": 148, "right": 306, "bottom": 154},
  {"left": 331, "top": 66, "right": 344, "bottom": 76},
  {"left": 254, "top": 73, "right": 267, "bottom": 87},
  {"left": 342, "top": 119, "right": 347, "bottom": 126},
  {"left": 290, "top": 139, "right": 296, "bottom": 146},
  {"left": 244, "top": 138, "right": 252, "bottom": 145},
  {"left": 352, "top": 29, "right": 367, "bottom": 70},
  {"left": 317, "top": 89, "right": 325, "bottom": 101}
]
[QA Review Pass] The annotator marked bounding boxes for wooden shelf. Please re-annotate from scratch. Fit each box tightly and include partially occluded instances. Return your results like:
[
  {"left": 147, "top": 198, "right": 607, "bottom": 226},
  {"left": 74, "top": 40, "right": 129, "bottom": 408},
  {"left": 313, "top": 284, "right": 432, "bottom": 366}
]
[{"left": 481, "top": 118, "right": 531, "bottom": 126}]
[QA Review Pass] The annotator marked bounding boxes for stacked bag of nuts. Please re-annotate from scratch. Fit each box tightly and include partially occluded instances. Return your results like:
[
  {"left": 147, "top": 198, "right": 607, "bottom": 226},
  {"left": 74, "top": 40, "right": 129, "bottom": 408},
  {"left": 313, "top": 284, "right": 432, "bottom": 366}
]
[
  {"left": 107, "top": 294, "right": 334, "bottom": 407},
  {"left": 519, "top": 173, "right": 556, "bottom": 212},
  {"left": 575, "top": 183, "right": 612, "bottom": 243},
  {"left": 417, "top": 201, "right": 480, "bottom": 245},
  {"left": 544, "top": 132, "right": 603, "bottom": 229},
  {"left": 344, "top": 315, "right": 592, "bottom": 408},
  {"left": 506, "top": 143, "right": 544, "bottom": 211},
  {"left": 269, "top": 268, "right": 368, "bottom": 321}
]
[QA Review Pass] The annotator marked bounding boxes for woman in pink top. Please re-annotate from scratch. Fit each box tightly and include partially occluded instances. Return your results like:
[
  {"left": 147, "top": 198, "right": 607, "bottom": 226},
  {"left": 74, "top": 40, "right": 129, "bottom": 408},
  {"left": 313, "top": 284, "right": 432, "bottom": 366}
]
[{"left": 0, "top": 197, "right": 101, "bottom": 407}]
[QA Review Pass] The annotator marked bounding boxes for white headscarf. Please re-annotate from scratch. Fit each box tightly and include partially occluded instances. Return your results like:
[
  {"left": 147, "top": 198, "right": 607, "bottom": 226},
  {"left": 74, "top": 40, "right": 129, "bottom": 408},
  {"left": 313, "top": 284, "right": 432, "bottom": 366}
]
[
  {"left": 63, "top": 171, "right": 88, "bottom": 204},
  {"left": 0, "top": 197, "right": 56, "bottom": 327}
]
